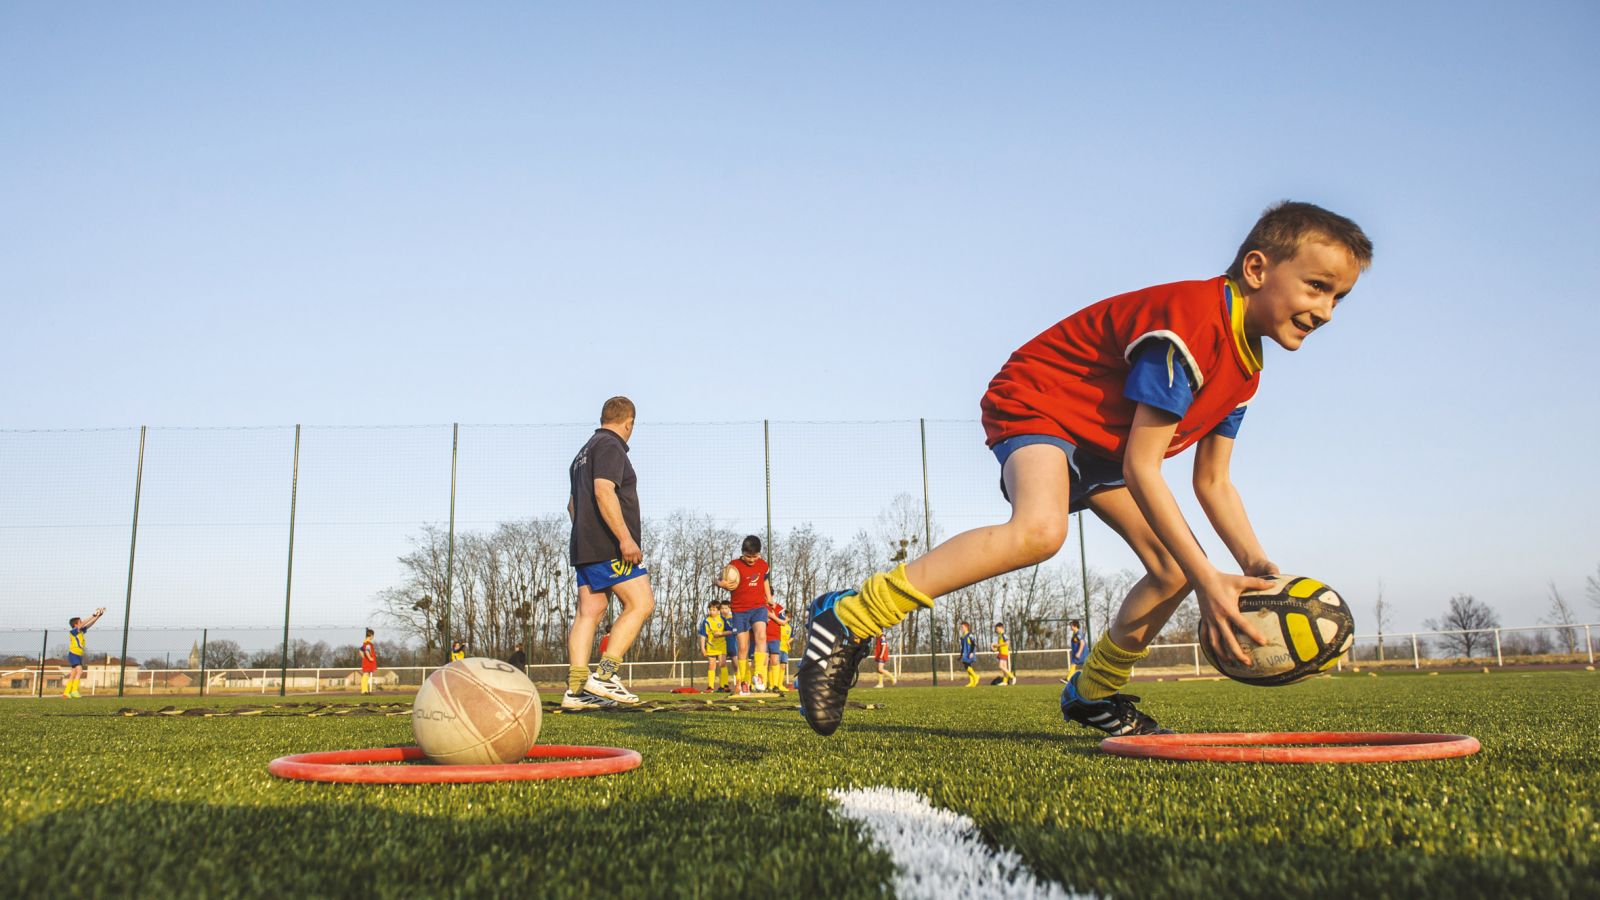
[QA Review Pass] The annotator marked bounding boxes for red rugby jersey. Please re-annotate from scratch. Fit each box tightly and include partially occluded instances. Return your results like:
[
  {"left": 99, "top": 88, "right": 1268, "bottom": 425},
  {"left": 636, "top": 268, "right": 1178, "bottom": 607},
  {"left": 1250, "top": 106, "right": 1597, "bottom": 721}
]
[
  {"left": 727, "top": 557, "right": 770, "bottom": 612},
  {"left": 981, "top": 277, "right": 1261, "bottom": 460}
]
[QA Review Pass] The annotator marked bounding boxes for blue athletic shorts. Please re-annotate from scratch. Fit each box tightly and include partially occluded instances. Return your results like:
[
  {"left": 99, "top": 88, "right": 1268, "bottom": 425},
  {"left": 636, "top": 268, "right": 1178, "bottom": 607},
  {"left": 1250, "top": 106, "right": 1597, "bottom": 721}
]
[
  {"left": 777, "top": 651, "right": 789, "bottom": 664},
  {"left": 574, "top": 559, "right": 649, "bottom": 592},
  {"left": 765, "top": 639, "right": 782, "bottom": 654},
  {"left": 991, "top": 434, "right": 1126, "bottom": 513},
  {"left": 67, "top": 653, "right": 84, "bottom": 667},
  {"left": 729, "top": 607, "right": 768, "bottom": 634}
]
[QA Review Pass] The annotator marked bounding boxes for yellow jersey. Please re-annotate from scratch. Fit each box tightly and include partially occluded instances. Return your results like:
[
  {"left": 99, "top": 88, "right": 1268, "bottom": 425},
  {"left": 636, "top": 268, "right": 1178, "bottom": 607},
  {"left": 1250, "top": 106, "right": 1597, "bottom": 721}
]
[{"left": 701, "top": 613, "right": 729, "bottom": 656}]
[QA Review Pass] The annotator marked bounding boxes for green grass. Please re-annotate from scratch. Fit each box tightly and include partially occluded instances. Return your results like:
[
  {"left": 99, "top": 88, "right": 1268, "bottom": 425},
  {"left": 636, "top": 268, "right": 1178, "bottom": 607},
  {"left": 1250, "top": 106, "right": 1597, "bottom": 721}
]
[{"left": 2, "top": 671, "right": 1597, "bottom": 899}]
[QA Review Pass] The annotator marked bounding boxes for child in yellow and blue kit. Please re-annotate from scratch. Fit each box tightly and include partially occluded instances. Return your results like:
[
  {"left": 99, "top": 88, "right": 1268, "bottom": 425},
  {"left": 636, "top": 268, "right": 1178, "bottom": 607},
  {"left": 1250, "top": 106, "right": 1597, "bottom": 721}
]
[
  {"left": 698, "top": 600, "right": 732, "bottom": 690},
  {"left": 797, "top": 202, "right": 1372, "bottom": 736}
]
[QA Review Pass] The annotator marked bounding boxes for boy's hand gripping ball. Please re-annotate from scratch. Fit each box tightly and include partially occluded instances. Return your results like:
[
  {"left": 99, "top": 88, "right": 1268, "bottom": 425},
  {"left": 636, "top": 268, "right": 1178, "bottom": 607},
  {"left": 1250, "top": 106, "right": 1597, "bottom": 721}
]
[
  {"left": 412, "top": 658, "right": 542, "bottom": 764},
  {"left": 1200, "top": 575, "right": 1355, "bottom": 686}
]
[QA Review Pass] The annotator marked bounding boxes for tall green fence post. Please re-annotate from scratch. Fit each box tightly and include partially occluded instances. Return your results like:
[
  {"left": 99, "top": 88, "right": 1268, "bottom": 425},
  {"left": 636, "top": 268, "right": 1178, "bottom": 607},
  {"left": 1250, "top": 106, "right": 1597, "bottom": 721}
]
[
  {"left": 1077, "top": 510, "right": 1091, "bottom": 645},
  {"left": 763, "top": 420, "right": 772, "bottom": 559},
  {"left": 37, "top": 630, "right": 48, "bottom": 698},
  {"left": 118, "top": 426, "right": 147, "bottom": 697},
  {"left": 920, "top": 419, "right": 936, "bottom": 685},
  {"left": 442, "top": 423, "right": 459, "bottom": 660},
  {"left": 279, "top": 425, "right": 302, "bottom": 697}
]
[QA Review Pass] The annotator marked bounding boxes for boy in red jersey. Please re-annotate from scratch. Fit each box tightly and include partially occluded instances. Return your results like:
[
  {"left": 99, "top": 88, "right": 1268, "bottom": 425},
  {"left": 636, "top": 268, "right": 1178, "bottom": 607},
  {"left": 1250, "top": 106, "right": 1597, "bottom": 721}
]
[
  {"left": 871, "top": 631, "right": 896, "bottom": 688},
  {"left": 717, "top": 535, "right": 773, "bottom": 694},
  {"left": 359, "top": 628, "right": 377, "bottom": 694},
  {"left": 798, "top": 202, "right": 1371, "bottom": 736}
]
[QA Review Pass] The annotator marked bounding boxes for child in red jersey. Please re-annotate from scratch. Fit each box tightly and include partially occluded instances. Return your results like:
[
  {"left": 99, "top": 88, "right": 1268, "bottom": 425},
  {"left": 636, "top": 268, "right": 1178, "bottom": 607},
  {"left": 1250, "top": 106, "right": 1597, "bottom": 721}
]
[
  {"left": 871, "top": 631, "right": 896, "bottom": 688},
  {"left": 717, "top": 535, "right": 773, "bottom": 694},
  {"left": 359, "top": 628, "right": 378, "bottom": 694},
  {"left": 798, "top": 202, "right": 1372, "bottom": 737}
]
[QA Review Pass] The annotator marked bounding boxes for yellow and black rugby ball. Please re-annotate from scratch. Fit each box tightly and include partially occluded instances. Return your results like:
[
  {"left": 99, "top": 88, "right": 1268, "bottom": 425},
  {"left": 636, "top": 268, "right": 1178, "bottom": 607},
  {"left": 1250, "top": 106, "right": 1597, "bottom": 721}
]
[{"left": 1200, "top": 575, "right": 1355, "bottom": 686}]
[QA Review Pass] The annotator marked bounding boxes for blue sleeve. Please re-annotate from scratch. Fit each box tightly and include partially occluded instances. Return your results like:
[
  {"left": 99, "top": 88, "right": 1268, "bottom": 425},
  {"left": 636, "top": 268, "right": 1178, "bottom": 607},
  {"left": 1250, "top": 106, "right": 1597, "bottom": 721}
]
[
  {"left": 1210, "top": 405, "right": 1246, "bottom": 439},
  {"left": 1123, "top": 339, "right": 1196, "bottom": 419},
  {"left": 697, "top": 619, "right": 707, "bottom": 638}
]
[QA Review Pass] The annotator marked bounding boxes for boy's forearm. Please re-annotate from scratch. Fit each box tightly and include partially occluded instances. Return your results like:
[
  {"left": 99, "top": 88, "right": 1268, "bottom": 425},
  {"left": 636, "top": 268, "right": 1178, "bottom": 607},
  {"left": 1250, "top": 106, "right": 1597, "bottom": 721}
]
[
  {"left": 1125, "top": 464, "right": 1219, "bottom": 587},
  {"left": 1196, "top": 480, "right": 1269, "bottom": 570}
]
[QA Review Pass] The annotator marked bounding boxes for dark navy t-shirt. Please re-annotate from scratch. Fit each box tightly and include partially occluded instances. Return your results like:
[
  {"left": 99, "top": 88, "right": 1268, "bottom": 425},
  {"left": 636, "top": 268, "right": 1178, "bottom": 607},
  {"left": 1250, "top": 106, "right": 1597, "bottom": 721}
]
[{"left": 569, "top": 428, "right": 641, "bottom": 565}]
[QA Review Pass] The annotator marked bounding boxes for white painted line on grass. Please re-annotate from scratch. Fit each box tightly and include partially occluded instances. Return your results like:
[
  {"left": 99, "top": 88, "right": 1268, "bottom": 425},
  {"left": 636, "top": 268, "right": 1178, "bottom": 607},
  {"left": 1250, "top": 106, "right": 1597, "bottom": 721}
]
[{"left": 830, "top": 786, "right": 1088, "bottom": 900}]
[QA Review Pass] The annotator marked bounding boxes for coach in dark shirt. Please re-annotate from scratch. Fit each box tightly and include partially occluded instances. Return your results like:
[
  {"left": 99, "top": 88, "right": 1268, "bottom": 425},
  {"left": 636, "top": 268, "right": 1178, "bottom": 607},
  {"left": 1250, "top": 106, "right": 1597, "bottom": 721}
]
[{"left": 560, "top": 396, "right": 656, "bottom": 710}]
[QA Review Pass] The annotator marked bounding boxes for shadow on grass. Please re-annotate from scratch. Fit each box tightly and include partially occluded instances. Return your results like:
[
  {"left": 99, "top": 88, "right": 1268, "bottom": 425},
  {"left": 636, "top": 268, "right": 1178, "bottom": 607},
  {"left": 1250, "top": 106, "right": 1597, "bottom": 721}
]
[{"left": 0, "top": 794, "right": 891, "bottom": 900}]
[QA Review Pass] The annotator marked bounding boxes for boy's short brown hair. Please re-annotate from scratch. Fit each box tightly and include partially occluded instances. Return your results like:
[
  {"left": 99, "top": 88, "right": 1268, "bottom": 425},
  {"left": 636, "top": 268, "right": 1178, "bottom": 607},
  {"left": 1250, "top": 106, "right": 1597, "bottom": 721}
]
[{"left": 1226, "top": 201, "right": 1373, "bottom": 280}]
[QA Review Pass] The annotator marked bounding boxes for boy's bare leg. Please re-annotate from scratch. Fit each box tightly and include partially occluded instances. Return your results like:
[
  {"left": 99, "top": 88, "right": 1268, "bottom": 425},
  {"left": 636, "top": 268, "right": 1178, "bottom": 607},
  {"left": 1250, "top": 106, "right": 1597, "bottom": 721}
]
[
  {"left": 833, "top": 444, "right": 1071, "bottom": 641},
  {"left": 1085, "top": 487, "right": 1192, "bottom": 649},
  {"left": 902, "top": 444, "right": 1072, "bottom": 598},
  {"left": 1071, "top": 486, "right": 1191, "bottom": 701}
]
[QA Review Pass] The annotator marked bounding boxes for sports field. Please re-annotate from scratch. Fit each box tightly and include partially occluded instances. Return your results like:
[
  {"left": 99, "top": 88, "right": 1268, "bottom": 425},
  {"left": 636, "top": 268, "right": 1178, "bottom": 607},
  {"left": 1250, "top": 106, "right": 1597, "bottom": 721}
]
[{"left": 2, "top": 671, "right": 1596, "bottom": 899}]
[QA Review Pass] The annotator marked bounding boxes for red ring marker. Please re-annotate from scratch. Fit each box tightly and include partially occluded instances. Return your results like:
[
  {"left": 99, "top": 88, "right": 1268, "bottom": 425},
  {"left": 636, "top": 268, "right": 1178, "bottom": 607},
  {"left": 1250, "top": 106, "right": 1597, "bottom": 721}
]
[
  {"left": 1099, "top": 732, "right": 1480, "bottom": 763},
  {"left": 268, "top": 744, "right": 641, "bottom": 783}
]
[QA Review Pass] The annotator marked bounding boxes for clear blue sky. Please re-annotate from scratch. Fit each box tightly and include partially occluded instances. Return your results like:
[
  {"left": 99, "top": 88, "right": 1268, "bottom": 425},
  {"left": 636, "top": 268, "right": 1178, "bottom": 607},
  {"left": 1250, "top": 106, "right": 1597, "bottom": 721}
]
[{"left": 3, "top": 2, "right": 1598, "bottom": 633}]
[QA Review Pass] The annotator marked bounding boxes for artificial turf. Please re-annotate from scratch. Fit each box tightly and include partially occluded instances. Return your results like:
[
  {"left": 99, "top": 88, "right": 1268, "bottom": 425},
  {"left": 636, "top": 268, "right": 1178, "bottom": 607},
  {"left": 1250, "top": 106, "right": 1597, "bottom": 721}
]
[{"left": 1, "top": 670, "right": 1596, "bottom": 899}]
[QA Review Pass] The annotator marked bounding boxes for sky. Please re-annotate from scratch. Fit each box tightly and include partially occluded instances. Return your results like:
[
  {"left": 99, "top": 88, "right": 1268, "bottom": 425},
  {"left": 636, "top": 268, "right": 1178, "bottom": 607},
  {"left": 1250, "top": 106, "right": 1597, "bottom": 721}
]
[{"left": 3, "top": 1, "right": 1598, "bottom": 637}]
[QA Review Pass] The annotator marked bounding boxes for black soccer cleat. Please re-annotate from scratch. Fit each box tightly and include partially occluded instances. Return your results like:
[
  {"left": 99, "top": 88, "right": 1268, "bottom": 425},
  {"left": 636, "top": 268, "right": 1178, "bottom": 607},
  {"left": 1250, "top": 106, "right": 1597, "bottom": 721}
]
[
  {"left": 1060, "top": 672, "right": 1173, "bottom": 736},
  {"left": 797, "top": 591, "right": 874, "bottom": 736}
]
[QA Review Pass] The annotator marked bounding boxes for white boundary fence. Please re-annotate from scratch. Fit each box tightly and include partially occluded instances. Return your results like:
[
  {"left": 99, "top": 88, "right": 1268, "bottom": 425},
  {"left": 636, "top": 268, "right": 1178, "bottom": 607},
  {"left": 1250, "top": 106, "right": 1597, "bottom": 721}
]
[{"left": 6, "top": 621, "right": 1595, "bottom": 698}]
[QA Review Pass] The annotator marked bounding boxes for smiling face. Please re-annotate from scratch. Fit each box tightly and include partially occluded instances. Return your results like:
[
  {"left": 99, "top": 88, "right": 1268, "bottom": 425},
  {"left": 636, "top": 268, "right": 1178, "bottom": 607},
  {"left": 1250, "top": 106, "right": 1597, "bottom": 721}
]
[{"left": 1240, "top": 236, "right": 1362, "bottom": 352}]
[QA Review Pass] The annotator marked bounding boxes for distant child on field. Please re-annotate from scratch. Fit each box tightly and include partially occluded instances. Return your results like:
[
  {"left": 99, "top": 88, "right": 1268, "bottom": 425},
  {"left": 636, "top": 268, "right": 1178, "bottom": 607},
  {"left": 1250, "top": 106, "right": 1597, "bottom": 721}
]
[
  {"left": 798, "top": 202, "right": 1372, "bottom": 736},
  {"left": 871, "top": 632, "right": 897, "bottom": 688},
  {"left": 959, "top": 622, "right": 979, "bottom": 688},
  {"left": 359, "top": 628, "right": 377, "bottom": 694},
  {"left": 698, "top": 600, "right": 732, "bottom": 691},
  {"left": 994, "top": 623, "right": 1016, "bottom": 686},
  {"left": 1065, "top": 620, "right": 1087, "bottom": 684},
  {"left": 766, "top": 600, "right": 790, "bottom": 694},
  {"left": 63, "top": 607, "right": 105, "bottom": 698}
]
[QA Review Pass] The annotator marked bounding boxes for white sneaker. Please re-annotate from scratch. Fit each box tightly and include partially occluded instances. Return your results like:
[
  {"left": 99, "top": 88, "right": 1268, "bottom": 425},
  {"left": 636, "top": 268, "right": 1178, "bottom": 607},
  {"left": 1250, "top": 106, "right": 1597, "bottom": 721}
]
[
  {"left": 584, "top": 673, "right": 640, "bottom": 705},
  {"left": 560, "top": 690, "right": 617, "bottom": 711},
  {"left": 752, "top": 675, "right": 766, "bottom": 692}
]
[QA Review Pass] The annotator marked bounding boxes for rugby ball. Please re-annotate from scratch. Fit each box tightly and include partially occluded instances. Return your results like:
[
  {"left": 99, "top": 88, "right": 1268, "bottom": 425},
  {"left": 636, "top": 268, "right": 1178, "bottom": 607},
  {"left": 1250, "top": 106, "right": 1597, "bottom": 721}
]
[
  {"left": 720, "top": 565, "right": 741, "bottom": 589},
  {"left": 412, "top": 658, "right": 542, "bottom": 764},
  {"left": 1200, "top": 575, "right": 1355, "bottom": 686}
]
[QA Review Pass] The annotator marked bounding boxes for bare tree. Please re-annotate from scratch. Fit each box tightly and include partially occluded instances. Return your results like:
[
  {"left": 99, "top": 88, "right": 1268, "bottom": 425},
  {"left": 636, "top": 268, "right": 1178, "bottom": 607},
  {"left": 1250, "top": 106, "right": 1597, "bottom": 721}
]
[
  {"left": 1542, "top": 582, "right": 1581, "bottom": 654},
  {"left": 1373, "top": 581, "right": 1393, "bottom": 661},
  {"left": 1423, "top": 594, "right": 1500, "bottom": 658}
]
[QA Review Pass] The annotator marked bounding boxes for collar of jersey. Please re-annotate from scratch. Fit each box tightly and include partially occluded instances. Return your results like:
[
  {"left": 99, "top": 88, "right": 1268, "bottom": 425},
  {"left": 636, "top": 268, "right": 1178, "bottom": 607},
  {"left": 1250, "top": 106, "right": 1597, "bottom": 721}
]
[{"left": 1225, "top": 278, "right": 1263, "bottom": 375}]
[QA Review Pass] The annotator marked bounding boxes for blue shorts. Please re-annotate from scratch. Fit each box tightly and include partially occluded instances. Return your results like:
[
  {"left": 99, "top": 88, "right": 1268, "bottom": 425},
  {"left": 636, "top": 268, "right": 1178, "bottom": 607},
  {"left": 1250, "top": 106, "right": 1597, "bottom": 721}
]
[
  {"left": 777, "top": 651, "right": 789, "bottom": 664},
  {"left": 574, "top": 559, "right": 649, "bottom": 592},
  {"left": 729, "top": 607, "right": 768, "bottom": 634},
  {"left": 67, "top": 653, "right": 84, "bottom": 668},
  {"left": 765, "top": 639, "right": 782, "bottom": 654},
  {"left": 991, "top": 434, "right": 1126, "bottom": 513}
]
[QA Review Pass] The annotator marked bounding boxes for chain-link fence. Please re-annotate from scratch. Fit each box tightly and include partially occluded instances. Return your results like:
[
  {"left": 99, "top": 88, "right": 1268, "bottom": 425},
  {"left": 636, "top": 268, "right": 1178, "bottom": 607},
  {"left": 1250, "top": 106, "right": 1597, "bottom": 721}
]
[{"left": 4, "top": 422, "right": 1593, "bottom": 698}]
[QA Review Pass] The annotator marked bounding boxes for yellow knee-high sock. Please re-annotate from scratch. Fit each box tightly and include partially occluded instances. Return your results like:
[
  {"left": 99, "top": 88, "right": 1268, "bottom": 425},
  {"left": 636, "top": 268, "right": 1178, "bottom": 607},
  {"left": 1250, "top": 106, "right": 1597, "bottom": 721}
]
[
  {"left": 738, "top": 658, "right": 750, "bottom": 685},
  {"left": 834, "top": 564, "right": 934, "bottom": 640},
  {"left": 753, "top": 651, "right": 768, "bottom": 684},
  {"left": 965, "top": 666, "right": 977, "bottom": 687},
  {"left": 707, "top": 661, "right": 716, "bottom": 689},
  {"left": 1078, "top": 635, "right": 1148, "bottom": 701},
  {"left": 888, "top": 669, "right": 898, "bottom": 685},
  {"left": 768, "top": 662, "right": 783, "bottom": 689}
]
